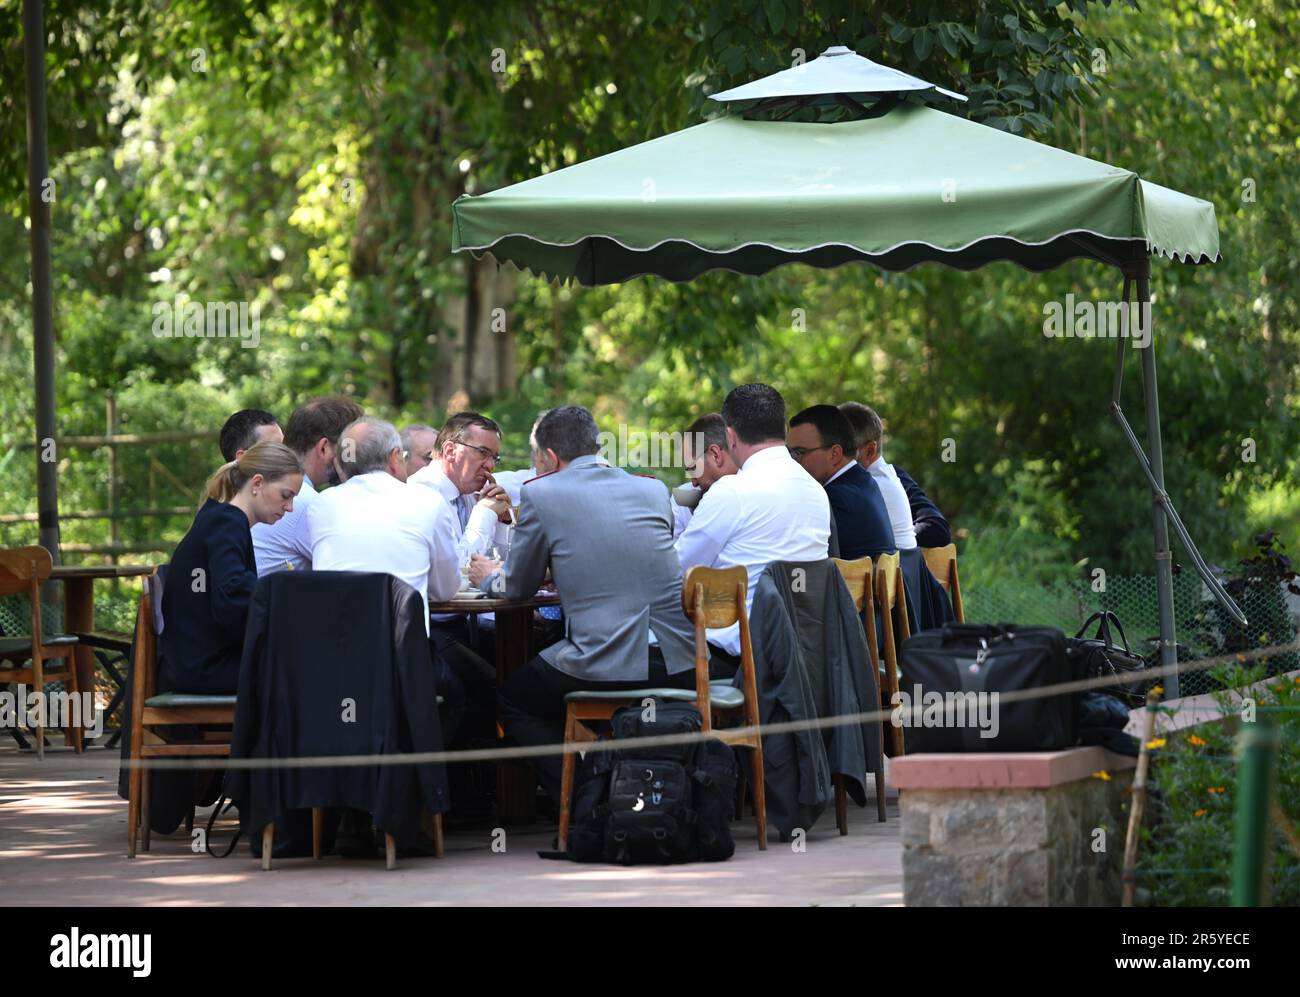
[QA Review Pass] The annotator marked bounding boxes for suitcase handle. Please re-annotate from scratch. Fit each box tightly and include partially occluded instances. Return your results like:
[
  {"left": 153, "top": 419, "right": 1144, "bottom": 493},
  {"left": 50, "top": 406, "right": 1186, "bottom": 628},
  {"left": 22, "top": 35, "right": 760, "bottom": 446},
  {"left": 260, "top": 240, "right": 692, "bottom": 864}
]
[{"left": 1075, "top": 610, "right": 1133, "bottom": 655}]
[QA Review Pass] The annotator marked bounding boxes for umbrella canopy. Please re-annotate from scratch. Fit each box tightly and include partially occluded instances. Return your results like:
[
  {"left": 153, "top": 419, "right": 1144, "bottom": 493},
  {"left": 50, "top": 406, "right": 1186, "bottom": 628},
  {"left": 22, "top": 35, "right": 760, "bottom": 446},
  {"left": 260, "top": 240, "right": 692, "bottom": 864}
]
[{"left": 452, "top": 102, "right": 1219, "bottom": 285}]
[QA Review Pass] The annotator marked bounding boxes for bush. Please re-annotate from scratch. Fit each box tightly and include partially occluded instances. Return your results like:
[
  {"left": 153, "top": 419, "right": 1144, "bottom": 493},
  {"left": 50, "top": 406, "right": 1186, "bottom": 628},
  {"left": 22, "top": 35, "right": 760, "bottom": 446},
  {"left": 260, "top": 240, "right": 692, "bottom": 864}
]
[{"left": 1137, "top": 664, "right": 1300, "bottom": 906}]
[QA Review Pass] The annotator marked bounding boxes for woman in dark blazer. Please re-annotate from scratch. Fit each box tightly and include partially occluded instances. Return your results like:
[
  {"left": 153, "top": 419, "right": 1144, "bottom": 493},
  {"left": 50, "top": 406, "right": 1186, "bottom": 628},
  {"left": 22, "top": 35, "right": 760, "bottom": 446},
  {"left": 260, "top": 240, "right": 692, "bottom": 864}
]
[
  {"left": 161, "top": 441, "right": 304, "bottom": 694},
  {"left": 121, "top": 440, "right": 304, "bottom": 833}
]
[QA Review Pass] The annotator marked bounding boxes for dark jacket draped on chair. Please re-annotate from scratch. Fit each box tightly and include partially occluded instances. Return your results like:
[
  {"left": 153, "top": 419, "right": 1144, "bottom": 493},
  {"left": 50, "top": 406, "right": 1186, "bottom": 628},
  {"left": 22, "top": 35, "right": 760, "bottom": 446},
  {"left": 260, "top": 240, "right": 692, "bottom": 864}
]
[
  {"left": 746, "top": 559, "right": 884, "bottom": 838},
  {"left": 227, "top": 571, "right": 449, "bottom": 845}
]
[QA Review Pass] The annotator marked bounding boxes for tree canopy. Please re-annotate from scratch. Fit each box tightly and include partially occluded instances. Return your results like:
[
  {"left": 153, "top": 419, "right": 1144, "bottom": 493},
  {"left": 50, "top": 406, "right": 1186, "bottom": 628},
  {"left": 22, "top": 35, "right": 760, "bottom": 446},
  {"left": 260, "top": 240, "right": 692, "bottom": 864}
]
[{"left": 1, "top": 0, "right": 1296, "bottom": 581}]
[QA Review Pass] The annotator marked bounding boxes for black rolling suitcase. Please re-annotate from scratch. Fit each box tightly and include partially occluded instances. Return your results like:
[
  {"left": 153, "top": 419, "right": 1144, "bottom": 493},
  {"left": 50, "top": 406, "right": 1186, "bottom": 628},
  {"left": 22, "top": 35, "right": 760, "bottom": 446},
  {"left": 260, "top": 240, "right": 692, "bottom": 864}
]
[{"left": 898, "top": 623, "right": 1079, "bottom": 752}]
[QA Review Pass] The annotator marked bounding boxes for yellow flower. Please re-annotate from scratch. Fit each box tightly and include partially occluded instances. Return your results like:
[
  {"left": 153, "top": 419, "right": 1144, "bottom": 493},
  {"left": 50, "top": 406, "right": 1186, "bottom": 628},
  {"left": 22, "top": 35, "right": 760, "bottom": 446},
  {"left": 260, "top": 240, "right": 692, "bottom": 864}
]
[
  {"left": 1194, "top": 809, "right": 1208, "bottom": 818},
  {"left": 1145, "top": 738, "right": 1167, "bottom": 750},
  {"left": 1150, "top": 685, "right": 1164, "bottom": 696},
  {"left": 1092, "top": 770, "right": 1112, "bottom": 781},
  {"left": 1187, "top": 735, "right": 1206, "bottom": 747},
  {"left": 1207, "top": 786, "right": 1226, "bottom": 795}
]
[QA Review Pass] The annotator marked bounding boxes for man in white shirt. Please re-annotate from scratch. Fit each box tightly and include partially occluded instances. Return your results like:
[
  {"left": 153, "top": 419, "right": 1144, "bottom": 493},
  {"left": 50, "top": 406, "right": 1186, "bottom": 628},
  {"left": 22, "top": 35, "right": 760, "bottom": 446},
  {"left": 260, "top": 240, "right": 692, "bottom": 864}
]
[
  {"left": 307, "top": 416, "right": 481, "bottom": 741},
  {"left": 408, "top": 412, "right": 513, "bottom": 564},
  {"left": 839, "top": 401, "right": 918, "bottom": 551},
  {"left": 675, "top": 384, "right": 830, "bottom": 673},
  {"left": 408, "top": 412, "right": 514, "bottom": 667},
  {"left": 672, "top": 411, "right": 739, "bottom": 539},
  {"left": 308, "top": 416, "right": 461, "bottom": 611},
  {"left": 841, "top": 401, "right": 959, "bottom": 635},
  {"left": 252, "top": 396, "right": 364, "bottom": 575}
]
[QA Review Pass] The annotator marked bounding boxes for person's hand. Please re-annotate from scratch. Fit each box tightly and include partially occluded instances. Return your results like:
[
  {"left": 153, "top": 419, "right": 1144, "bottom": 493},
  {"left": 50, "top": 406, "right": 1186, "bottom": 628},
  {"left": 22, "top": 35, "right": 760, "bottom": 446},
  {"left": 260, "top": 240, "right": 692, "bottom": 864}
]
[
  {"left": 476, "top": 478, "right": 513, "bottom": 522},
  {"left": 468, "top": 553, "right": 501, "bottom": 586}
]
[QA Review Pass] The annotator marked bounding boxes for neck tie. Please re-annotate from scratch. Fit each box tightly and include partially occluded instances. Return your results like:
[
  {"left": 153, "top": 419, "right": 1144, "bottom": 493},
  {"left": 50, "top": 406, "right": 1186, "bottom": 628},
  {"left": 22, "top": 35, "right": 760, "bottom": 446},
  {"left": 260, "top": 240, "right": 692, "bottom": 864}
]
[{"left": 457, "top": 495, "right": 471, "bottom": 530}]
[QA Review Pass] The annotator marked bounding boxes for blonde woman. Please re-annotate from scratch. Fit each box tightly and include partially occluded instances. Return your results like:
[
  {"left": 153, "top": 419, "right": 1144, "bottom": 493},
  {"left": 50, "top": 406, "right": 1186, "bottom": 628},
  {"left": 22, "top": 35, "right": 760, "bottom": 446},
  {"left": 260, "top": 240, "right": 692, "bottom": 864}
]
[{"left": 160, "top": 441, "right": 303, "bottom": 694}]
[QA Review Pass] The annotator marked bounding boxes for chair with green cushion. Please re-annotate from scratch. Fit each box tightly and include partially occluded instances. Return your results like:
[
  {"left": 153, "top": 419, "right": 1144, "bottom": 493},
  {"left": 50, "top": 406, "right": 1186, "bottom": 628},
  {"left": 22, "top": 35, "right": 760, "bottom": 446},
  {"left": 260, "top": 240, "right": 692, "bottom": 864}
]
[
  {"left": 556, "top": 564, "right": 767, "bottom": 852},
  {"left": 0, "top": 547, "right": 83, "bottom": 757},
  {"left": 126, "top": 566, "right": 237, "bottom": 858}
]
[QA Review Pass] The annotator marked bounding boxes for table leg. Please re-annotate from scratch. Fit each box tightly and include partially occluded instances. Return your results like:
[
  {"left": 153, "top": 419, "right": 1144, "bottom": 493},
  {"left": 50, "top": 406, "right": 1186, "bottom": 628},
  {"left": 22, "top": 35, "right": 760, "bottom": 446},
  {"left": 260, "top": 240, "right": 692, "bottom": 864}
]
[
  {"left": 494, "top": 608, "right": 536, "bottom": 821},
  {"left": 63, "top": 578, "right": 97, "bottom": 729}
]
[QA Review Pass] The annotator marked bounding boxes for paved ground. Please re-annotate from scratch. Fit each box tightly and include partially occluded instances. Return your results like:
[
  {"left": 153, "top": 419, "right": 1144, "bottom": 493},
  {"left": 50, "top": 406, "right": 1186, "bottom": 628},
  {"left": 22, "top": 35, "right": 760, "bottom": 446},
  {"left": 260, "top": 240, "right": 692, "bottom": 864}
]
[{"left": 0, "top": 745, "right": 902, "bottom": 906}]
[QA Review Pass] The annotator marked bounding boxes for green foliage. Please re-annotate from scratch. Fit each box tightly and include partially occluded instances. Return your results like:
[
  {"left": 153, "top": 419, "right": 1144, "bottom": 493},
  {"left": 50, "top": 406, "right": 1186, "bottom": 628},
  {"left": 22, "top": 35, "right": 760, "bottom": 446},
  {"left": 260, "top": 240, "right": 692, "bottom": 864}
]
[{"left": 0, "top": 0, "right": 1296, "bottom": 582}]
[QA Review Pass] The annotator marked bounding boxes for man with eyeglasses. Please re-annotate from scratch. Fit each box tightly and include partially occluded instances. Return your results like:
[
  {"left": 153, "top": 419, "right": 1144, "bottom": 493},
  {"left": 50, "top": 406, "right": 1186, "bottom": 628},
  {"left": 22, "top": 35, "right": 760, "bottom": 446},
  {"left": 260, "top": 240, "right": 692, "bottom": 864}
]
[
  {"left": 408, "top": 412, "right": 514, "bottom": 560},
  {"left": 407, "top": 412, "right": 513, "bottom": 787},
  {"left": 787, "top": 405, "right": 896, "bottom": 561}
]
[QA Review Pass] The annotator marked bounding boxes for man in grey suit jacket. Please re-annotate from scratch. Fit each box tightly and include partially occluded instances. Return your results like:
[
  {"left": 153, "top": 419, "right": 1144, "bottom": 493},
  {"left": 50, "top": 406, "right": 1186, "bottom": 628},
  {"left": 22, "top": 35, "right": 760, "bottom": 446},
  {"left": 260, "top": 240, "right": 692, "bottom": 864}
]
[{"left": 468, "top": 405, "right": 696, "bottom": 800}]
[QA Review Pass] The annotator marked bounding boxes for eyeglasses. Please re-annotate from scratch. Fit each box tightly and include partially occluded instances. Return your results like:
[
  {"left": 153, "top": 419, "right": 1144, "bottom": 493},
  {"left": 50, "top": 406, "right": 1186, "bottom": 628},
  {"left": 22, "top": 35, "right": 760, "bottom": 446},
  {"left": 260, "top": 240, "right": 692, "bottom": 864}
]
[
  {"left": 455, "top": 440, "right": 502, "bottom": 467},
  {"left": 787, "top": 445, "right": 832, "bottom": 461}
]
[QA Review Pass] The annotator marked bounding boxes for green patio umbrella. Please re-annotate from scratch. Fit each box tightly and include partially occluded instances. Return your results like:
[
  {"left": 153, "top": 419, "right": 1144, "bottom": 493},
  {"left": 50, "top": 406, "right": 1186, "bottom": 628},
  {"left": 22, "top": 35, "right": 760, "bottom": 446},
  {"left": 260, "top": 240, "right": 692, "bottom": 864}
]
[{"left": 452, "top": 45, "right": 1241, "bottom": 695}]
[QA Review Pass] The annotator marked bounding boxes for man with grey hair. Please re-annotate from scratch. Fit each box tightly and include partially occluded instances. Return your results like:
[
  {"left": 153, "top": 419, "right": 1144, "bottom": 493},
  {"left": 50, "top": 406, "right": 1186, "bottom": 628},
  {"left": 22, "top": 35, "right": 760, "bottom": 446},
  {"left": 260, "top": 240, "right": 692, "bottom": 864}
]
[
  {"left": 307, "top": 416, "right": 460, "bottom": 616},
  {"left": 307, "top": 416, "right": 475, "bottom": 744},
  {"left": 839, "top": 401, "right": 955, "bottom": 634},
  {"left": 400, "top": 423, "right": 439, "bottom": 479},
  {"left": 467, "top": 405, "right": 696, "bottom": 804}
]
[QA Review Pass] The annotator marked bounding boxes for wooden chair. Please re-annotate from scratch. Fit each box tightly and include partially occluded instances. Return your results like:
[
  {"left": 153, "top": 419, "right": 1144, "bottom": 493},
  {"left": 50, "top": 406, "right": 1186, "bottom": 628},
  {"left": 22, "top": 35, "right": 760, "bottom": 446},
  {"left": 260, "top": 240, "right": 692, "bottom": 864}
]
[
  {"left": 0, "top": 546, "right": 82, "bottom": 757},
  {"left": 557, "top": 565, "right": 767, "bottom": 852},
  {"left": 126, "top": 568, "right": 236, "bottom": 857},
  {"left": 922, "top": 544, "right": 964, "bottom": 623},
  {"left": 874, "top": 552, "right": 911, "bottom": 757},
  {"left": 830, "top": 557, "right": 888, "bottom": 829}
]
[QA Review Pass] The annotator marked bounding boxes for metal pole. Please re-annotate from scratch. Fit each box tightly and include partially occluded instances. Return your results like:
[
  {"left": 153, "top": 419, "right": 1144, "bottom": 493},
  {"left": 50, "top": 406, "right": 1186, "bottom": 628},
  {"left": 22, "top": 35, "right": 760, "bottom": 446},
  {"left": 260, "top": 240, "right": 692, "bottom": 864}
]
[
  {"left": 1134, "top": 259, "right": 1178, "bottom": 697},
  {"left": 1231, "top": 720, "right": 1276, "bottom": 906},
  {"left": 23, "top": 0, "right": 61, "bottom": 563}
]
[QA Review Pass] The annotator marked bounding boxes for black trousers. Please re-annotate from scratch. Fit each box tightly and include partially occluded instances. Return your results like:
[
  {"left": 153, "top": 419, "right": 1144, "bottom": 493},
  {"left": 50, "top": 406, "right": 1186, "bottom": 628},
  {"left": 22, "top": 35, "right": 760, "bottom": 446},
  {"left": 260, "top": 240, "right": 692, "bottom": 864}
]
[
  {"left": 499, "top": 648, "right": 695, "bottom": 801},
  {"left": 428, "top": 624, "right": 496, "bottom": 748}
]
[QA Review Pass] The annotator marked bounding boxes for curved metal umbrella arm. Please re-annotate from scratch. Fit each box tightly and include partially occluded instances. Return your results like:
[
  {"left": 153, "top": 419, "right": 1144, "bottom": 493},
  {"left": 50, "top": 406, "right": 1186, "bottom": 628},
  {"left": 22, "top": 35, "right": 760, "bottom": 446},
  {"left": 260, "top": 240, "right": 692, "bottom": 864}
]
[{"left": 1107, "top": 396, "right": 1249, "bottom": 627}]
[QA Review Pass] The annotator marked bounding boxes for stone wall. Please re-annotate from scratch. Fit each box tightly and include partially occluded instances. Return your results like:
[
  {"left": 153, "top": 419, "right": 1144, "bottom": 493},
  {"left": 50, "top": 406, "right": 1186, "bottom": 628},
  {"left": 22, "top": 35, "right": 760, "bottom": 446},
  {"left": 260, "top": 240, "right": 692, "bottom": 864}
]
[{"left": 901, "top": 774, "right": 1133, "bottom": 906}]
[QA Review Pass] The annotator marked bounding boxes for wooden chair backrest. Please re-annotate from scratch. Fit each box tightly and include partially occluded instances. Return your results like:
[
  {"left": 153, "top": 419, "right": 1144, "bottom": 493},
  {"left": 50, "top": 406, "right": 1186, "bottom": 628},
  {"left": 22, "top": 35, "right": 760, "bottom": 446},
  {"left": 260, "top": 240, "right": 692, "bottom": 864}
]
[
  {"left": 681, "top": 565, "right": 748, "bottom": 628},
  {"left": 132, "top": 569, "right": 162, "bottom": 704},
  {"left": 922, "top": 544, "right": 957, "bottom": 592},
  {"left": 831, "top": 556, "right": 873, "bottom": 612},
  {"left": 874, "top": 552, "right": 902, "bottom": 609},
  {"left": 0, "top": 546, "right": 53, "bottom": 598}
]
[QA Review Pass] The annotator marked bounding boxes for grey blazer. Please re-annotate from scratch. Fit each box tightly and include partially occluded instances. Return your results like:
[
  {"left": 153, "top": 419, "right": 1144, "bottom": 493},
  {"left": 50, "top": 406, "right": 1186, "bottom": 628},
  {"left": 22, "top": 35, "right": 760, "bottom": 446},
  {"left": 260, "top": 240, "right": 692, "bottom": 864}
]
[{"left": 480, "top": 455, "right": 696, "bottom": 682}]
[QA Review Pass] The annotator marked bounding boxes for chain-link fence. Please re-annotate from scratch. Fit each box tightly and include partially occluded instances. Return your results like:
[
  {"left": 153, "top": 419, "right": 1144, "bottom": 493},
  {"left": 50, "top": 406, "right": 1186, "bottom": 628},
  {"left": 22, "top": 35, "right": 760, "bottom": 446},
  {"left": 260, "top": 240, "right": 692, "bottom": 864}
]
[{"left": 963, "top": 573, "right": 1300, "bottom": 697}]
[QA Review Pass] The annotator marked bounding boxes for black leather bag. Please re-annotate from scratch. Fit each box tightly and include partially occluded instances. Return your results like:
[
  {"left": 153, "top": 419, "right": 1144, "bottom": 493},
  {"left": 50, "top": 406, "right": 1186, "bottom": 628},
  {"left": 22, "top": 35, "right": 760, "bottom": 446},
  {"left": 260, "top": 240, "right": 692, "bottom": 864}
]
[
  {"left": 898, "top": 623, "right": 1078, "bottom": 752},
  {"left": 1067, "top": 611, "right": 1149, "bottom": 708}
]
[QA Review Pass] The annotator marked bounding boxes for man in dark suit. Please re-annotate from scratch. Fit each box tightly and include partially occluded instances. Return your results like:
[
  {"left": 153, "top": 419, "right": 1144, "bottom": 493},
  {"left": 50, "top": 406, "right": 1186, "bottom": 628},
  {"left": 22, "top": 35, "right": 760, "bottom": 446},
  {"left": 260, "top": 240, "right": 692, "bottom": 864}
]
[
  {"left": 467, "top": 406, "right": 696, "bottom": 801},
  {"left": 788, "top": 405, "right": 896, "bottom": 560}
]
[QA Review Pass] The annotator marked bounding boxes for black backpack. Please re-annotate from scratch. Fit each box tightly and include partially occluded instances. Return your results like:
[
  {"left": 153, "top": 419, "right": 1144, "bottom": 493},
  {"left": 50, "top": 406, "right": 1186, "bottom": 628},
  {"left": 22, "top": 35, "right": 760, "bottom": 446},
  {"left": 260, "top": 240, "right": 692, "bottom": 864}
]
[{"left": 556, "top": 700, "right": 737, "bottom": 865}]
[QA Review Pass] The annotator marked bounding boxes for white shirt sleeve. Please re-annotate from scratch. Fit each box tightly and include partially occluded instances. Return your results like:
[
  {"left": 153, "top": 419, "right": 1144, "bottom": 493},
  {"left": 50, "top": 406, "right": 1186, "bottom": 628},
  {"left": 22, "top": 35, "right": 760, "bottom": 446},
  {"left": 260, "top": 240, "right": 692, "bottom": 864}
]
[
  {"left": 675, "top": 480, "right": 736, "bottom": 570},
  {"left": 461, "top": 501, "right": 500, "bottom": 559}
]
